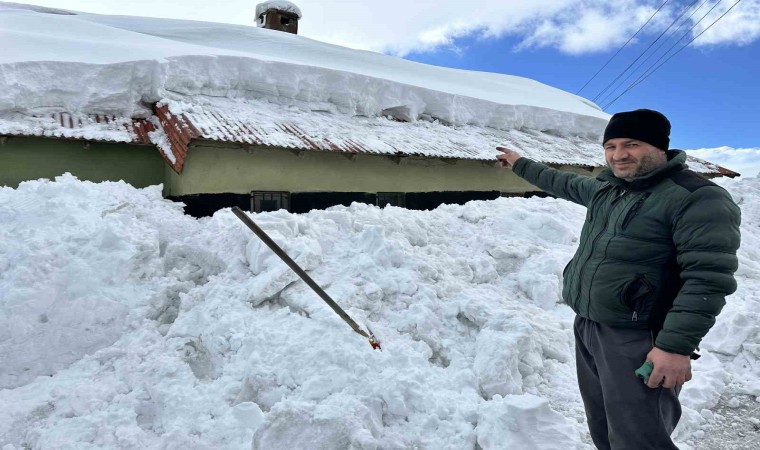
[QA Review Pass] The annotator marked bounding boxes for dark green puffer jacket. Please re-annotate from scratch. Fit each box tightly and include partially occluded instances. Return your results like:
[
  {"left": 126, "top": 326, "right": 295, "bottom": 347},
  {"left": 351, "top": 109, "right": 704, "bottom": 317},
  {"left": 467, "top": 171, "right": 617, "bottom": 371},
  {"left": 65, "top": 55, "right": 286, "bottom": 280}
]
[{"left": 512, "top": 150, "right": 741, "bottom": 355}]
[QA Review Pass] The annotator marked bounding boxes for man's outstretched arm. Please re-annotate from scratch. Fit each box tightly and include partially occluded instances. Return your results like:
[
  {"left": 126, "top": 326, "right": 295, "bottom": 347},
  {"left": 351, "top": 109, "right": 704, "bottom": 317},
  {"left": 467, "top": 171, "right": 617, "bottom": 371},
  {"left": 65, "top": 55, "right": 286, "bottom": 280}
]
[{"left": 497, "top": 147, "right": 603, "bottom": 207}]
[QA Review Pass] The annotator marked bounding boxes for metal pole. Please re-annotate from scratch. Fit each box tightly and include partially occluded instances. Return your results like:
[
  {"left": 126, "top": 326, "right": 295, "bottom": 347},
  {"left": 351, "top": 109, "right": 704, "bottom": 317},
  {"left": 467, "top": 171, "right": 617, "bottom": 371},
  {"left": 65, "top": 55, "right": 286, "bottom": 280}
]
[{"left": 231, "top": 207, "right": 381, "bottom": 350}]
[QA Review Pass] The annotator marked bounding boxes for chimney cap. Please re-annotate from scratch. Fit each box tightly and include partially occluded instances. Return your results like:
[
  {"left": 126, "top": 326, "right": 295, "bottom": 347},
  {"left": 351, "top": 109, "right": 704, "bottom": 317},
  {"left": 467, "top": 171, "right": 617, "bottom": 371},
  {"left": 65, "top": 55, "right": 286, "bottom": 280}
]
[{"left": 255, "top": 1, "right": 302, "bottom": 20}]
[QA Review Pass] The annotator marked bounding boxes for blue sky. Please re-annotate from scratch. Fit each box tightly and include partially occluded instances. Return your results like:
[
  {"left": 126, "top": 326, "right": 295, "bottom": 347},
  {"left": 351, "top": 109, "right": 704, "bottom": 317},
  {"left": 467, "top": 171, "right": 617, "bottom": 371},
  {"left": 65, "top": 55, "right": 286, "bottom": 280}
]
[{"left": 11, "top": 0, "right": 760, "bottom": 175}]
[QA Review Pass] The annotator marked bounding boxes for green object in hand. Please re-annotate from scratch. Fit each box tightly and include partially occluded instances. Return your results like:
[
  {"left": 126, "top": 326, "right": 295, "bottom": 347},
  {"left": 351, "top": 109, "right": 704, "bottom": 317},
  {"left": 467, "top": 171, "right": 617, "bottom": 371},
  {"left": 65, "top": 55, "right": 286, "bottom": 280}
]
[{"left": 635, "top": 361, "right": 654, "bottom": 384}]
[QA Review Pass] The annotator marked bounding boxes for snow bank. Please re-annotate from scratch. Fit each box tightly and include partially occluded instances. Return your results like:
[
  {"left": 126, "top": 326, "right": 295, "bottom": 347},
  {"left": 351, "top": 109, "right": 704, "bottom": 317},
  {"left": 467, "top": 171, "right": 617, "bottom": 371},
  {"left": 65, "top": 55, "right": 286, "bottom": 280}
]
[
  {"left": 1, "top": 174, "right": 758, "bottom": 449},
  {"left": 0, "top": 174, "right": 585, "bottom": 448},
  {"left": 0, "top": 176, "right": 198, "bottom": 388},
  {"left": 0, "top": 5, "right": 608, "bottom": 138}
]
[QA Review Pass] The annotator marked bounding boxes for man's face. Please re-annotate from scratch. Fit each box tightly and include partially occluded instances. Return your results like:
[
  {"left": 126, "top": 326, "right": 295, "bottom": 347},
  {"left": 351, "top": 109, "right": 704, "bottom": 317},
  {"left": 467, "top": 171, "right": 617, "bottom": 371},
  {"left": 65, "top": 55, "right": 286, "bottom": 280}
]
[{"left": 604, "top": 138, "right": 667, "bottom": 182}]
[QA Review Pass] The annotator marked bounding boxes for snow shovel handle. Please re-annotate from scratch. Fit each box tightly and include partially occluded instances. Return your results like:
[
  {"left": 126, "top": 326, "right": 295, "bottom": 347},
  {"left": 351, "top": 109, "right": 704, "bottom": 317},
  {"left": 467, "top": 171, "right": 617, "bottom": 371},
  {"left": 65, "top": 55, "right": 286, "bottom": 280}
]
[{"left": 231, "top": 207, "right": 374, "bottom": 343}]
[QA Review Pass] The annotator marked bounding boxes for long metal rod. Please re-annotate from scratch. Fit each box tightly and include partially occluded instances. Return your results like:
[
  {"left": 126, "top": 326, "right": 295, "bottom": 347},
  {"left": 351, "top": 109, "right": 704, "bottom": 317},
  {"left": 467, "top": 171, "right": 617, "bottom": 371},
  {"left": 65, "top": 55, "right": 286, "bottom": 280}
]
[{"left": 231, "top": 206, "right": 369, "bottom": 338}]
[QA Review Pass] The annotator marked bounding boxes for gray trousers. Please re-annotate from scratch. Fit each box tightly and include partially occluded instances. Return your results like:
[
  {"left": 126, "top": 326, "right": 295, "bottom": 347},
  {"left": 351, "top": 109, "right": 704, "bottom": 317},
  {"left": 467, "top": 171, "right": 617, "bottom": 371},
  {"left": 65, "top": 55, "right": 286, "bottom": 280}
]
[{"left": 574, "top": 316, "right": 681, "bottom": 450}]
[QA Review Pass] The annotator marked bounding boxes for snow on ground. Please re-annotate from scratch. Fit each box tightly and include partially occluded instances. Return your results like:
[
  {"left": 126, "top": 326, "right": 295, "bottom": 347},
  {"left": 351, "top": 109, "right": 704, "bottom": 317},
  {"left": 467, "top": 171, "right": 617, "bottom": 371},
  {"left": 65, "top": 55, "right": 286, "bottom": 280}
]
[
  {"left": 1, "top": 174, "right": 759, "bottom": 449},
  {"left": 0, "top": 4, "right": 607, "bottom": 138}
]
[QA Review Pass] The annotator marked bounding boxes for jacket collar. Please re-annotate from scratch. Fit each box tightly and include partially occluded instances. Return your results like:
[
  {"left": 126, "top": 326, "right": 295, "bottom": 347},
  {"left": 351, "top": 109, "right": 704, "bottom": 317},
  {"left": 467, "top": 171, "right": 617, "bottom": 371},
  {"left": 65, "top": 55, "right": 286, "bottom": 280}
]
[{"left": 597, "top": 149, "right": 687, "bottom": 190}]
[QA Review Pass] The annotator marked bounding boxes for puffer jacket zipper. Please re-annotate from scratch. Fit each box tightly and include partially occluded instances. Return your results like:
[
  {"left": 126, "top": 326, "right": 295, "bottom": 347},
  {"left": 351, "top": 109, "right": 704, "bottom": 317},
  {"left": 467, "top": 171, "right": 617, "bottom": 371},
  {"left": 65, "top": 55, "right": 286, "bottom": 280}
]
[
  {"left": 576, "top": 187, "right": 628, "bottom": 315},
  {"left": 564, "top": 184, "right": 612, "bottom": 310},
  {"left": 621, "top": 192, "right": 651, "bottom": 231},
  {"left": 623, "top": 275, "right": 654, "bottom": 322},
  {"left": 635, "top": 276, "right": 654, "bottom": 321}
]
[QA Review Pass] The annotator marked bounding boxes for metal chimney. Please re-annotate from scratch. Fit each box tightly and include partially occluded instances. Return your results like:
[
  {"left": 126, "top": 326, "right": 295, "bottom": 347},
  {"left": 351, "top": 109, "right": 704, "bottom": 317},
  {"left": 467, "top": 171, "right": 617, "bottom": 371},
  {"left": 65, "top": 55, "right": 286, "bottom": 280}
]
[{"left": 255, "top": 1, "right": 302, "bottom": 35}]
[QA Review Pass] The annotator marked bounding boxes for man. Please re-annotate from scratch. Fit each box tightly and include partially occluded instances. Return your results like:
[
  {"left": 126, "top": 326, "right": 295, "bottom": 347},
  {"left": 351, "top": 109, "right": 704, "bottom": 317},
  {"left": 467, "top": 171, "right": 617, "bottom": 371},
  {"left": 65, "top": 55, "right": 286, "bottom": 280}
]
[{"left": 496, "top": 109, "right": 741, "bottom": 449}]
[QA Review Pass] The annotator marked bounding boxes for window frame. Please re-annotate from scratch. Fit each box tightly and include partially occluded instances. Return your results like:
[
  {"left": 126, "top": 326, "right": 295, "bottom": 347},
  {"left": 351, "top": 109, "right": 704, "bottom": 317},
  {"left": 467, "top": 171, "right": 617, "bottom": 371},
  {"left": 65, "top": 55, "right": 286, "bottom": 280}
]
[{"left": 251, "top": 191, "right": 290, "bottom": 213}]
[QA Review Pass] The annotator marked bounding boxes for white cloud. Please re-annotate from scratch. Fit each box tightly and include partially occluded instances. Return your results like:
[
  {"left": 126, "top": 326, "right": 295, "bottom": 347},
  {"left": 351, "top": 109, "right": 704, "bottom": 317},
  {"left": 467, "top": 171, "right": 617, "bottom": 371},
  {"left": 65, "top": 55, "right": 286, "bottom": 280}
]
[
  {"left": 297, "top": 0, "right": 760, "bottom": 55},
  {"left": 513, "top": 2, "right": 666, "bottom": 55},
  {"left": 301, "top": 0, "right": 665, "bottom": 56},
  {"left": 13, "top": 0, "right": 760, "bottom": 55},
  {"left": 690, "top": 0, "right": 760, "bottom": 47},
  {"left": 687, "top": 147, "right": 760, "bottom": 178}
]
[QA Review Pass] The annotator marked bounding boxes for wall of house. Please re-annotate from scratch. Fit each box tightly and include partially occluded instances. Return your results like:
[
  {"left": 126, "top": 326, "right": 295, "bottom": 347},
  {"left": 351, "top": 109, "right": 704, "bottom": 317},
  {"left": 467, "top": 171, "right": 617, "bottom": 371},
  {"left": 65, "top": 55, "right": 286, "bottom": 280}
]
[
  {"left": 0, "top": 137, "right": 165, "bottom": 189},
  {"left": 165, "top": 142, "right": 600, "bottom": 196}
]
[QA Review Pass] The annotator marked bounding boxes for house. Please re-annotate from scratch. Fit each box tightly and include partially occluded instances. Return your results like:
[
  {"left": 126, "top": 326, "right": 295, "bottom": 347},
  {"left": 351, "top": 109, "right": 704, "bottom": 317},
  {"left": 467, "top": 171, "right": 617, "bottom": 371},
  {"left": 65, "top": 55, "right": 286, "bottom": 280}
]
[{"left": 0, "top": 2, "right": 739, "bottom": 216}]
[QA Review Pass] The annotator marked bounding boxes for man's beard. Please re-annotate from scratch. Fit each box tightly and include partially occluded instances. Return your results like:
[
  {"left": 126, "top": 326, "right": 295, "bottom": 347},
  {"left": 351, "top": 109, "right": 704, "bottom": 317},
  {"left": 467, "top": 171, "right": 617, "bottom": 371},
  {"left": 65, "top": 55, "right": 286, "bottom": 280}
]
[{"left": 608, "top": 152, "right": 666, "bottom": 181}]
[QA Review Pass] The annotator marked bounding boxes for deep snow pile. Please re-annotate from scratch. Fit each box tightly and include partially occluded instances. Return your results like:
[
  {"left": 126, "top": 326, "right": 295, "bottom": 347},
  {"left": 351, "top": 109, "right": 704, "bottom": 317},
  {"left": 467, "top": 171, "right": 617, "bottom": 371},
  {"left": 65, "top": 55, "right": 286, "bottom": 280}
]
[
  {"left": 0, "top": 4, "right": 607, "bottom": 138},
  {"left": 1, "top": 174, "right": 759, "bottom": 449}
]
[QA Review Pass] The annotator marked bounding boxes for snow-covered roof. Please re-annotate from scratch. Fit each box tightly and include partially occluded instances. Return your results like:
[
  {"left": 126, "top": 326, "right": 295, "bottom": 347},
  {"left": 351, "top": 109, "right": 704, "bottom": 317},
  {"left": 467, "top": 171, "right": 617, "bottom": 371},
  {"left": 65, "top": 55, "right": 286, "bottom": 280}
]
[
  {"left": 0, "top": 113, "right": 150, "bottom": 143},
  {"left": 255, "top": 1, "right": 302, "bottom": 19},
  {"left": 0, "top": 99, "right": 736, "bottom": 177},
  {"left": 167, "top": 97, "right": 603, "bottom": 162},
  {"left": 0, "top": 1, "right": 73, "bottom": 14},
  {"left": 0, "top": 3, "right": 607, "bottom": 136},
  {"left": 0, "top": 3, "right": 736, "bottom": 177}
]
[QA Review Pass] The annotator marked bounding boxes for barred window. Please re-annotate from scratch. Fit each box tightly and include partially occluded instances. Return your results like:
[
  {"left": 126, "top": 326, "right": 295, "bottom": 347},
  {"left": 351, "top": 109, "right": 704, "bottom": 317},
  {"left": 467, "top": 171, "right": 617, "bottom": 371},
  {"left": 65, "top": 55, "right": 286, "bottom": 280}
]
[{"left": 251, "top": 191, "right": 290, "bottom": 213}]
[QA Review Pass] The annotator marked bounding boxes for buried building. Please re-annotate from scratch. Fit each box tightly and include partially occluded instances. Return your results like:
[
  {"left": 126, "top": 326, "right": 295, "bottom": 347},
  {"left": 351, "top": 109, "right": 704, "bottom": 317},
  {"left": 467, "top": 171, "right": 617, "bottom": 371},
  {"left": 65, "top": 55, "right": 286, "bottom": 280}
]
[{"left": 0, "top": 2, "right": 739, "bottom": 217}]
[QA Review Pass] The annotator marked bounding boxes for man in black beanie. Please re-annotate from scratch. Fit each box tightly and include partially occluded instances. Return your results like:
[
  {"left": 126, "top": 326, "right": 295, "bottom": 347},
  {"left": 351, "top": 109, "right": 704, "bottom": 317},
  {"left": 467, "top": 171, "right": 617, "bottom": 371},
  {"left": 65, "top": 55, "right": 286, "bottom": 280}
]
[
  {"left": 602, "top": 109, "right": 671, "bottom": 181},
  {"left": 495, "top": 110, "right": 741, "bottom": 449}
]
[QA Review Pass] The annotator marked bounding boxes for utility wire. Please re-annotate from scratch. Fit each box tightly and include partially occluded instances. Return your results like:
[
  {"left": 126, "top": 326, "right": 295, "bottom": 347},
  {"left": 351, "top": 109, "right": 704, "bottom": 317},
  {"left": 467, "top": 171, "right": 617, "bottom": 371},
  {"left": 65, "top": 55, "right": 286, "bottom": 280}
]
[
  {"left": 575, "top": 0, "right": 670, "bottom": 95},
  {"left": 618, "top": 0, "right": 724, "bottom": 93},
  {"left": 592, "top": 0, "right": 702, "bottom": 103},
  {"left": 603, "top": 0, "right": 734, "bottom": 109},
  {"left": 603, "top": 0, "right": 744, "bottom": 109},
  {"left": 596, "top": 0, "right": 710, "bottom": 106}
]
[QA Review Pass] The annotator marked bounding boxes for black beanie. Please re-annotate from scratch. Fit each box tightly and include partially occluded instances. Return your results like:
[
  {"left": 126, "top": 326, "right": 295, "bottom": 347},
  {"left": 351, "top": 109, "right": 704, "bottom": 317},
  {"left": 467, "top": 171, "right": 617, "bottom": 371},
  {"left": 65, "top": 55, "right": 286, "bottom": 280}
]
[{"left": 602, "top": 109, "right": 671, "bottom": 151}]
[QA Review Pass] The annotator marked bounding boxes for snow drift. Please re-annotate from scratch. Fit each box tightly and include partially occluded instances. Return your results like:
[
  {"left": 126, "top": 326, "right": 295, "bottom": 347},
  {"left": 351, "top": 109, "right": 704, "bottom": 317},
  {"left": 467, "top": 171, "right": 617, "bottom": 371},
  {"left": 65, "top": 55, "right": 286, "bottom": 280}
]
[{"left": 1, "top": 174, "right": 758, "bottom": 449}]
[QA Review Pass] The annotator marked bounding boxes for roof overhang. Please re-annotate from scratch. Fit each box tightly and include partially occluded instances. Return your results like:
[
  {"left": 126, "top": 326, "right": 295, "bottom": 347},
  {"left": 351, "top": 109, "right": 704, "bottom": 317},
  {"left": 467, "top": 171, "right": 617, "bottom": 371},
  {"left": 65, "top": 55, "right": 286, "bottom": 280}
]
[{"left": 0, "top": 99, "right": 739, "bottom": 178}]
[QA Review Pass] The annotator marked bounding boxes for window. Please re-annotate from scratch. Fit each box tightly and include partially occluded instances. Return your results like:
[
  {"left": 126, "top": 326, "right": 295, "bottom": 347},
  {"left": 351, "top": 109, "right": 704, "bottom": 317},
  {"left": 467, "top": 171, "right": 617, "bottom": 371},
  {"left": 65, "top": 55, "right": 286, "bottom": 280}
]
[
  {"left": 252, "top": 191, "right": 290, "bottom": 213},
  {"left": 258, "top": 13, "right": 266, "bottom": 25},
  {"left": 377, "top": 192, "right": 405, "bottom": 208},
  {"left": 280, "top": 16, "right": 293, "bottom": 26}
]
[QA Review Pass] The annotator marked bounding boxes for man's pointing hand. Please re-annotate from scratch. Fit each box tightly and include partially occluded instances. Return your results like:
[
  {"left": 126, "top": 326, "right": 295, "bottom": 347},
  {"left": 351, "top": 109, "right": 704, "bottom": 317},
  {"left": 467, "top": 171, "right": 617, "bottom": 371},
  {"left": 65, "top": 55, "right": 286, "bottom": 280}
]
[{"left": 496, "top": 147, "right": 522, "bottom": 169}]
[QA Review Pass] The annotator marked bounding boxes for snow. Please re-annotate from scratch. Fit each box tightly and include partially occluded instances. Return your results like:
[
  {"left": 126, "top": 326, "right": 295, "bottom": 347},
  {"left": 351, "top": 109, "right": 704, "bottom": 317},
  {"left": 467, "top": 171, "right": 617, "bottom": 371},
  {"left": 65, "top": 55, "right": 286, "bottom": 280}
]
[
  {"left": 166, "top": 96, "right": 607, "bottom": 165},
  {"left": 477, "top": 394, "right": 580, "bottom": 449},
  {"left": 0, "top": 113, "right": 136, "bottom": 143},
  {"left": 255, "top": 1, "right": 303, "bottom": 20},
  {"left": 0, "top": 2, "right": 73, "bottom": 14},
  {"left": 0, "top": 4, "right": 608, "bottom": 140},
  {"left": 687, "top": 147, "right": 760, "bottom": 178},
  {"left": 1, "top": 174, "right": 758, "bottom": 449},
  {"left": 0, "top": 3, "right": 755, "bottom": 448},
  {"left": 0, "top": 94, "right": 727, "bottom": 172},
  {"left": 1, "top": 5, "right": 736, "bottom": 174},
  {"left": 147, "top": 116, "right": 177, "bottom": 165}
]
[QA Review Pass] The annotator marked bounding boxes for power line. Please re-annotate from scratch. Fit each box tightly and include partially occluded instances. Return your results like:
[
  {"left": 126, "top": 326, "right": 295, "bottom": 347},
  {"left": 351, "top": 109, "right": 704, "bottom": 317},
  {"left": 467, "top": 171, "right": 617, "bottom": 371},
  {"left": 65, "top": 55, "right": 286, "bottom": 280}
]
[
  {"left": 575, "top": 0, "right": 670, "bottom": 95},
  {"left": 603, "top": 0, "right": 737, "bottom": 109},
  {"left": 596, "top": 0, "right": 711, "bottom": 106},
  {"left": 617, "top": 0, "right": 725, "bottom": 94},
  {"left": 603, "top": 0, "right": 744, "bottom": 109},
  {"left": 591, "top": 0, "right": 702, "bottom": 103}
]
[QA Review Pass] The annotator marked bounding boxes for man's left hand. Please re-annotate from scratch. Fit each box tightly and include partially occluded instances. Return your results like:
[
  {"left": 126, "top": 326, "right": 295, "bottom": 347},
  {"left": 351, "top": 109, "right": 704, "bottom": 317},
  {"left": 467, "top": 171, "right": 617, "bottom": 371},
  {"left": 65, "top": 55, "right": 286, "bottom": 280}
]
[
  {"left": 496, "top": 147, "right": 522, "bottom": 168},
  {"left": 645, "top": 347, "right": 692, "bottom": 389}
]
